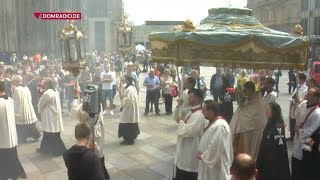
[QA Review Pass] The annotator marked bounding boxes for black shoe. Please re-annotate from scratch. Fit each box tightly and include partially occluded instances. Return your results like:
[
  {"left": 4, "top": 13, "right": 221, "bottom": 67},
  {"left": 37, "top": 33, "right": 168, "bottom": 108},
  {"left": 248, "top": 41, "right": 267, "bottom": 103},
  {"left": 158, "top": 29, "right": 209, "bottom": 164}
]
[
  {"left": 120, "top": 140, "right": 134, "bottom": 145},
  {"left": 150, "top": 108, "right": 154, "bottom": 112},
  {"left": 156, "top": 112, "right": 160, "bottom": 116},
  {"left": 33, "top": 134, "right": 41, "bottom": 141},
  {"left": 143, "top": 113, "right": 148, "bottom": 116}
]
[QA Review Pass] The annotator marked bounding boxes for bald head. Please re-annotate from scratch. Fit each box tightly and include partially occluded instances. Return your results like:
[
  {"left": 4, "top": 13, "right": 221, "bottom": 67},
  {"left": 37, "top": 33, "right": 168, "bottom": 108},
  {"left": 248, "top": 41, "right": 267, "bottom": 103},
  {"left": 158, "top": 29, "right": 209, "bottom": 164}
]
[
  {"left": 12, "top": 75, "right": 23, "bottom": 86},
  {"left": 231, "top": 153, "right": 257, "bottom": 180}
]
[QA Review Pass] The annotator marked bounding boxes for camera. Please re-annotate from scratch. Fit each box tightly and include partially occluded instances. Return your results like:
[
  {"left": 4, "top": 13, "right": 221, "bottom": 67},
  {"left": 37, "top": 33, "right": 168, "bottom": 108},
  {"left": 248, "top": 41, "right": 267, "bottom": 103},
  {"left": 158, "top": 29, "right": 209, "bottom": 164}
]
[{"left": 82, "top": 84, "right": 101, "bottom": 115}]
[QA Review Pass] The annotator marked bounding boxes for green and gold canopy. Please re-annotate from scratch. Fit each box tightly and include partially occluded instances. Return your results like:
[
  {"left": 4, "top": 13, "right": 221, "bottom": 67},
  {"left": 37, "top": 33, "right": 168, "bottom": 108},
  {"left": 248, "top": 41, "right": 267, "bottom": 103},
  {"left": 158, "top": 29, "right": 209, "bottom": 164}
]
[{"left": 149, "top": 7, "right": 309, "bottom": 70}]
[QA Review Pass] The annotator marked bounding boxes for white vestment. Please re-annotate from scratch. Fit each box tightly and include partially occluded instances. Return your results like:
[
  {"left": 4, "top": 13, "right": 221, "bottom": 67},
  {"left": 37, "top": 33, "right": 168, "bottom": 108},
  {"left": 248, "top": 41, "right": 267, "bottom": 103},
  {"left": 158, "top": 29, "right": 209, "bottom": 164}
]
[
  {"left": 174, "top": 105, "right": 206, "bottom": 175},
  {"left": 293, "top": 106, "right": 320, "bottom": 160},
  {"left": 37, "top": 89, "right": 63, "bottom": 132},
  {"left": 13, "top": 86, "right": 37, "bottom": 124},
  {"left": 0, "top": 97, "right": 18, "bottom": 148},
  {"left": 198, "top": 119, "right": 233, "bottom": 180},
  {"left": 120, "top": 85, "right": 139, "bottom": 123}
]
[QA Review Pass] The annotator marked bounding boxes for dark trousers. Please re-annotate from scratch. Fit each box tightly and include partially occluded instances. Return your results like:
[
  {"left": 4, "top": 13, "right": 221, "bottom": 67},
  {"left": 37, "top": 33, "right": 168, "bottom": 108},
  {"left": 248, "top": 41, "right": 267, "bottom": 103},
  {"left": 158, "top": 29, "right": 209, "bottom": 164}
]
[
  {"left": 113, "top": 84, "right": 117, "bottom": 99},
  {"left": 288, "top": 81, "right": 296, "bottom": 94},
  {"left": 292, "top": 157, "right": 302, "bottom": 180},
  {"left": 275, "top": 77, "right": 280, "bottom": 92},
  {"left": 212, "top": 90, "right": 222, "bottom": 102},
  {"left": 163, "top": 94, "right": 173, "bottom": 114},
  {"left": 145, "top": 89, "right": 159, "bottom": 114},
  {"left": 173, "top": 166, "right": 198, "bottom": 180},
  {"left": 290, "top": 118, "right": 296, "bottom": 139}
]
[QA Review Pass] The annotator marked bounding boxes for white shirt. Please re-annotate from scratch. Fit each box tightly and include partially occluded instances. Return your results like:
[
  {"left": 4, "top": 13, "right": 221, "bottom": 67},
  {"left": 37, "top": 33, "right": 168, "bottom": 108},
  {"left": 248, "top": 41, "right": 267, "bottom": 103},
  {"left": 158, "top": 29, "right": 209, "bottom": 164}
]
[
  {"left": 101, "top": 71, "right": 115, "bottom": 90},
  {"left": 293, "top": 83, "right": 308, "bottom": 102},
  {"left": 174, "top": 105, "right": 206, "bottom": 175},
  {"left": 198, "top": 119, "right": 233, "bottom": 180}
]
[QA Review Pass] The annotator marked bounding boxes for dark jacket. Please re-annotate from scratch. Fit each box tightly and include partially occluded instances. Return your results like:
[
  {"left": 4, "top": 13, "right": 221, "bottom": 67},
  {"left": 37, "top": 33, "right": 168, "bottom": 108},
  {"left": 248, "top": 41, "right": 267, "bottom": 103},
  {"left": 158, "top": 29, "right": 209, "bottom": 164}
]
[{"left": 63, "top": 145, "right": 105, "bottom": 180}]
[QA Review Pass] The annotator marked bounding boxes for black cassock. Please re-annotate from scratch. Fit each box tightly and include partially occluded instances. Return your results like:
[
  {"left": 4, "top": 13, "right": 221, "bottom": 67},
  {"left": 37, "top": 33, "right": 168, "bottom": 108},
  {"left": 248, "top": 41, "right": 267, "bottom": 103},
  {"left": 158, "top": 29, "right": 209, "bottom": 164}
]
[{"left": 257, "top": 122, "right": 291, "bottom": 180}]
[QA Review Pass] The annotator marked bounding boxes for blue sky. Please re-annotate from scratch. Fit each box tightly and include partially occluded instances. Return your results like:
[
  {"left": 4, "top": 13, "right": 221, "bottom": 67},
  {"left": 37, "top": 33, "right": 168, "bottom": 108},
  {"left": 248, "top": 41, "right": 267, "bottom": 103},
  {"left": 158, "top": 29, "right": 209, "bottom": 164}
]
[{"left": 124, "top": 0, "right": 248, "bottom": 25}]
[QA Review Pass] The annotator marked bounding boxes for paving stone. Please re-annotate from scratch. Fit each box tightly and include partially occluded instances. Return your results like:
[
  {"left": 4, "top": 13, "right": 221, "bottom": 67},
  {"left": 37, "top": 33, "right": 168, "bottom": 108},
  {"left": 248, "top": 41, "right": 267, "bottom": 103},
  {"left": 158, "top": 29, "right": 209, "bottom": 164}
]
[
  {"left": 149, "top": 162, "right": 174, "bottom": 179},
  {"left": 139, "top": 144, "right": 171, "bottom": 159},
  {"left": 127, "top": 151, "right": 162, "bottom": 165},
  {"left": 136, "top": 131, "right": 152, "bottom": 140},
  {"left": 33, "top": 158, "right": 60, "bottom": 174},
  {"left": 124, "top": 165, "right": 165, "bottom": 180},
  {"left": 106, "top": 152, "right": 139, "bottom": 170},
  {"left": 45, "top": 169, "right": 68, "bottom": 180},
  {"left": 109, "top": 171, "right": 135, "bottom": 180},
  {"left": 20, "top": 157, "right": 40, "bottom": 174},
  {"left": 114, "top": 144, "right": 138, "bottom": 154}
]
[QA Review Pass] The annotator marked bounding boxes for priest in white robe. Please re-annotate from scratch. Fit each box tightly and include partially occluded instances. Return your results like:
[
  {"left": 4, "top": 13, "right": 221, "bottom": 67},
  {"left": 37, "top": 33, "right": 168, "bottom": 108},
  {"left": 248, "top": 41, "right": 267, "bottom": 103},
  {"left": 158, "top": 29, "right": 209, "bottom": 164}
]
[
  {"left": 12, "top": 75, "right": 40, "bottom": 143},
  {"left": 37, "top": 77, "right": 66, "bottom": 156},
  {"left": 230, "top": 81, "right": 268, "bottom": 159},
  {"left": 292, "top": 87, "right": 320, "bottom": 180},
  {"left": 173, "top": 89, "right": 206, "bottom": 180},
  {"left": 118, "top": 75, "right": 140, "bottom": 145},
  {"left": 197, "top": 100, "right": 233, "bottom": 180},
  {"left": 0, "top": 81, "right": 26, "bottom": 179}
]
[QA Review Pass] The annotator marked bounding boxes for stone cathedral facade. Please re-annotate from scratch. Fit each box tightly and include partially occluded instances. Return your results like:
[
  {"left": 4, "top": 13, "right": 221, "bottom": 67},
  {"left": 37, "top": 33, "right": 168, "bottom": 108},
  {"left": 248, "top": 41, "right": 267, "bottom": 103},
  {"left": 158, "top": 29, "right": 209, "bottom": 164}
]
[
  {"left": 247, "top": 0, "right": 301, "bottom": 34},
  {"left": 0, "top": 0, "right": 123, "bottom": 55}
]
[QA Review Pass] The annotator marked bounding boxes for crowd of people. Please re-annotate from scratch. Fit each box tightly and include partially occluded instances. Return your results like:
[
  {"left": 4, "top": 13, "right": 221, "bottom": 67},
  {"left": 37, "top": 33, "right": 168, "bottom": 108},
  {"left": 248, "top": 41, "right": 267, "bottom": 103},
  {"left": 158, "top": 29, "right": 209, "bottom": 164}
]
[{"left": 1, "top": 50, "right": 320, "bottom": 180}]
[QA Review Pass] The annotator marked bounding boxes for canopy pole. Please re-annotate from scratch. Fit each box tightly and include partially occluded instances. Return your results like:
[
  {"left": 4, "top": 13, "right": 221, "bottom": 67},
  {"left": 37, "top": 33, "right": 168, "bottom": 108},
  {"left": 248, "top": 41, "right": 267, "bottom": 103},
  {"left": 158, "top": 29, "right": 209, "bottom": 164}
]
[
  {"left": 177, "top": 42, "right": 184, "bottom": 99},
  {"left": 295, "top": 69, "right": 299, "bottom": 99}
]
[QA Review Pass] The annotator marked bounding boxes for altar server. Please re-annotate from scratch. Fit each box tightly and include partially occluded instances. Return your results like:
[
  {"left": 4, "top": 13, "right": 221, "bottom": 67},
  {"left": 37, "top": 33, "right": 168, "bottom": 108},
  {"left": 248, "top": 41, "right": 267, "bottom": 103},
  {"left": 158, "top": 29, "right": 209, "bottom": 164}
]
[{"left": 0, "top": 81, "right": 26, "bottom": 179}]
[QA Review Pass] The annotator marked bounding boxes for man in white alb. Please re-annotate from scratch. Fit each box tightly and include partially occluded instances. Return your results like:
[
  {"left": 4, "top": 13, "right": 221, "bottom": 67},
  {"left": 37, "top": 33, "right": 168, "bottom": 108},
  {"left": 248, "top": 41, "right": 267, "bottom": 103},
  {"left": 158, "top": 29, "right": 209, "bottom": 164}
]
[
  {"left": 197, "top": 100, "right": 233, "bottom": 180},
  {"left": 173, "top": 89, "right": 206, "bottom": 180},
  {"left": 12, "top": 75, "right": 40, "bottom": 143}
]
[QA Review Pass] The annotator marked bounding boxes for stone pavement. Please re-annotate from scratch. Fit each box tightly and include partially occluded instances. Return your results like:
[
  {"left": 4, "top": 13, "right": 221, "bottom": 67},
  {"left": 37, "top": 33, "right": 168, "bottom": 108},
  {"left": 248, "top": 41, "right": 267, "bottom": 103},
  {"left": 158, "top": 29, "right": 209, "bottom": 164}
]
[
  {"left": 17, "top": 68, "right": 298, "bottom": 179},
  {"left": 18, "top": 81, "right": 177, "bottom": 180}
]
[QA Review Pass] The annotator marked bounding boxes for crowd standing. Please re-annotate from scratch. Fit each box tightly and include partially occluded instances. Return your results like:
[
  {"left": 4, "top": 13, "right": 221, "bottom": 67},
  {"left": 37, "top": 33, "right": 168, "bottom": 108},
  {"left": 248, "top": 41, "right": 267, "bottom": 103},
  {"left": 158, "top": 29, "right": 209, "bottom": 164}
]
[{"left": 0, "top": 50, "right": 320, "bottom": 180}]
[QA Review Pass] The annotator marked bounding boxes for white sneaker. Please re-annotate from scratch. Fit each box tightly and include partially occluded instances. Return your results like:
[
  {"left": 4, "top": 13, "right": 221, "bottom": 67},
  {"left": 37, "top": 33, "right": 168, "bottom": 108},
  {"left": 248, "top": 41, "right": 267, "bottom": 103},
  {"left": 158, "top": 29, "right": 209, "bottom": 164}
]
[
  {"left": 110, "top": 111, "right": 114, "bottom": 116},
  {"left": 103, "top": 110, "right": 107, "bottom": 115}
]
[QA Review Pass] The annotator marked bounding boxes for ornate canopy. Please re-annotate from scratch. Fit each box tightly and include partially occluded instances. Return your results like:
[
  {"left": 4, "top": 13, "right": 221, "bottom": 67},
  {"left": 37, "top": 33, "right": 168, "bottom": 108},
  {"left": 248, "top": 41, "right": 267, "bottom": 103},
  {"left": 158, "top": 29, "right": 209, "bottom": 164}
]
[{"left": 149, "top": 7, "right": 309, "bottom": 70}]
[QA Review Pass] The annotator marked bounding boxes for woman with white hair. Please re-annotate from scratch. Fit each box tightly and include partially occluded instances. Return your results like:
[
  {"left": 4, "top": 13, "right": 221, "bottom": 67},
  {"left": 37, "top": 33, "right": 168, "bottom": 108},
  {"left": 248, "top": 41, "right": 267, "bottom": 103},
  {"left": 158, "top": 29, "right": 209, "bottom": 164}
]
[{"left": 161, "top": 69, "right": 174, "bottom": 114}]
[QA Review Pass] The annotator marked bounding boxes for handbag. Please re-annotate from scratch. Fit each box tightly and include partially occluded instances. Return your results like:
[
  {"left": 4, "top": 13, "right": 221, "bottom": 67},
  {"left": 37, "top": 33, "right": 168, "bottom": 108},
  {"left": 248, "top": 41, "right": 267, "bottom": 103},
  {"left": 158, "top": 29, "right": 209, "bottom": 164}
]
[
  {"left": 226, "top": 87, "right": 236, "bottom": 101},
  {"left": 171, "top": 84, "right": 178, "bottom": 97}
]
